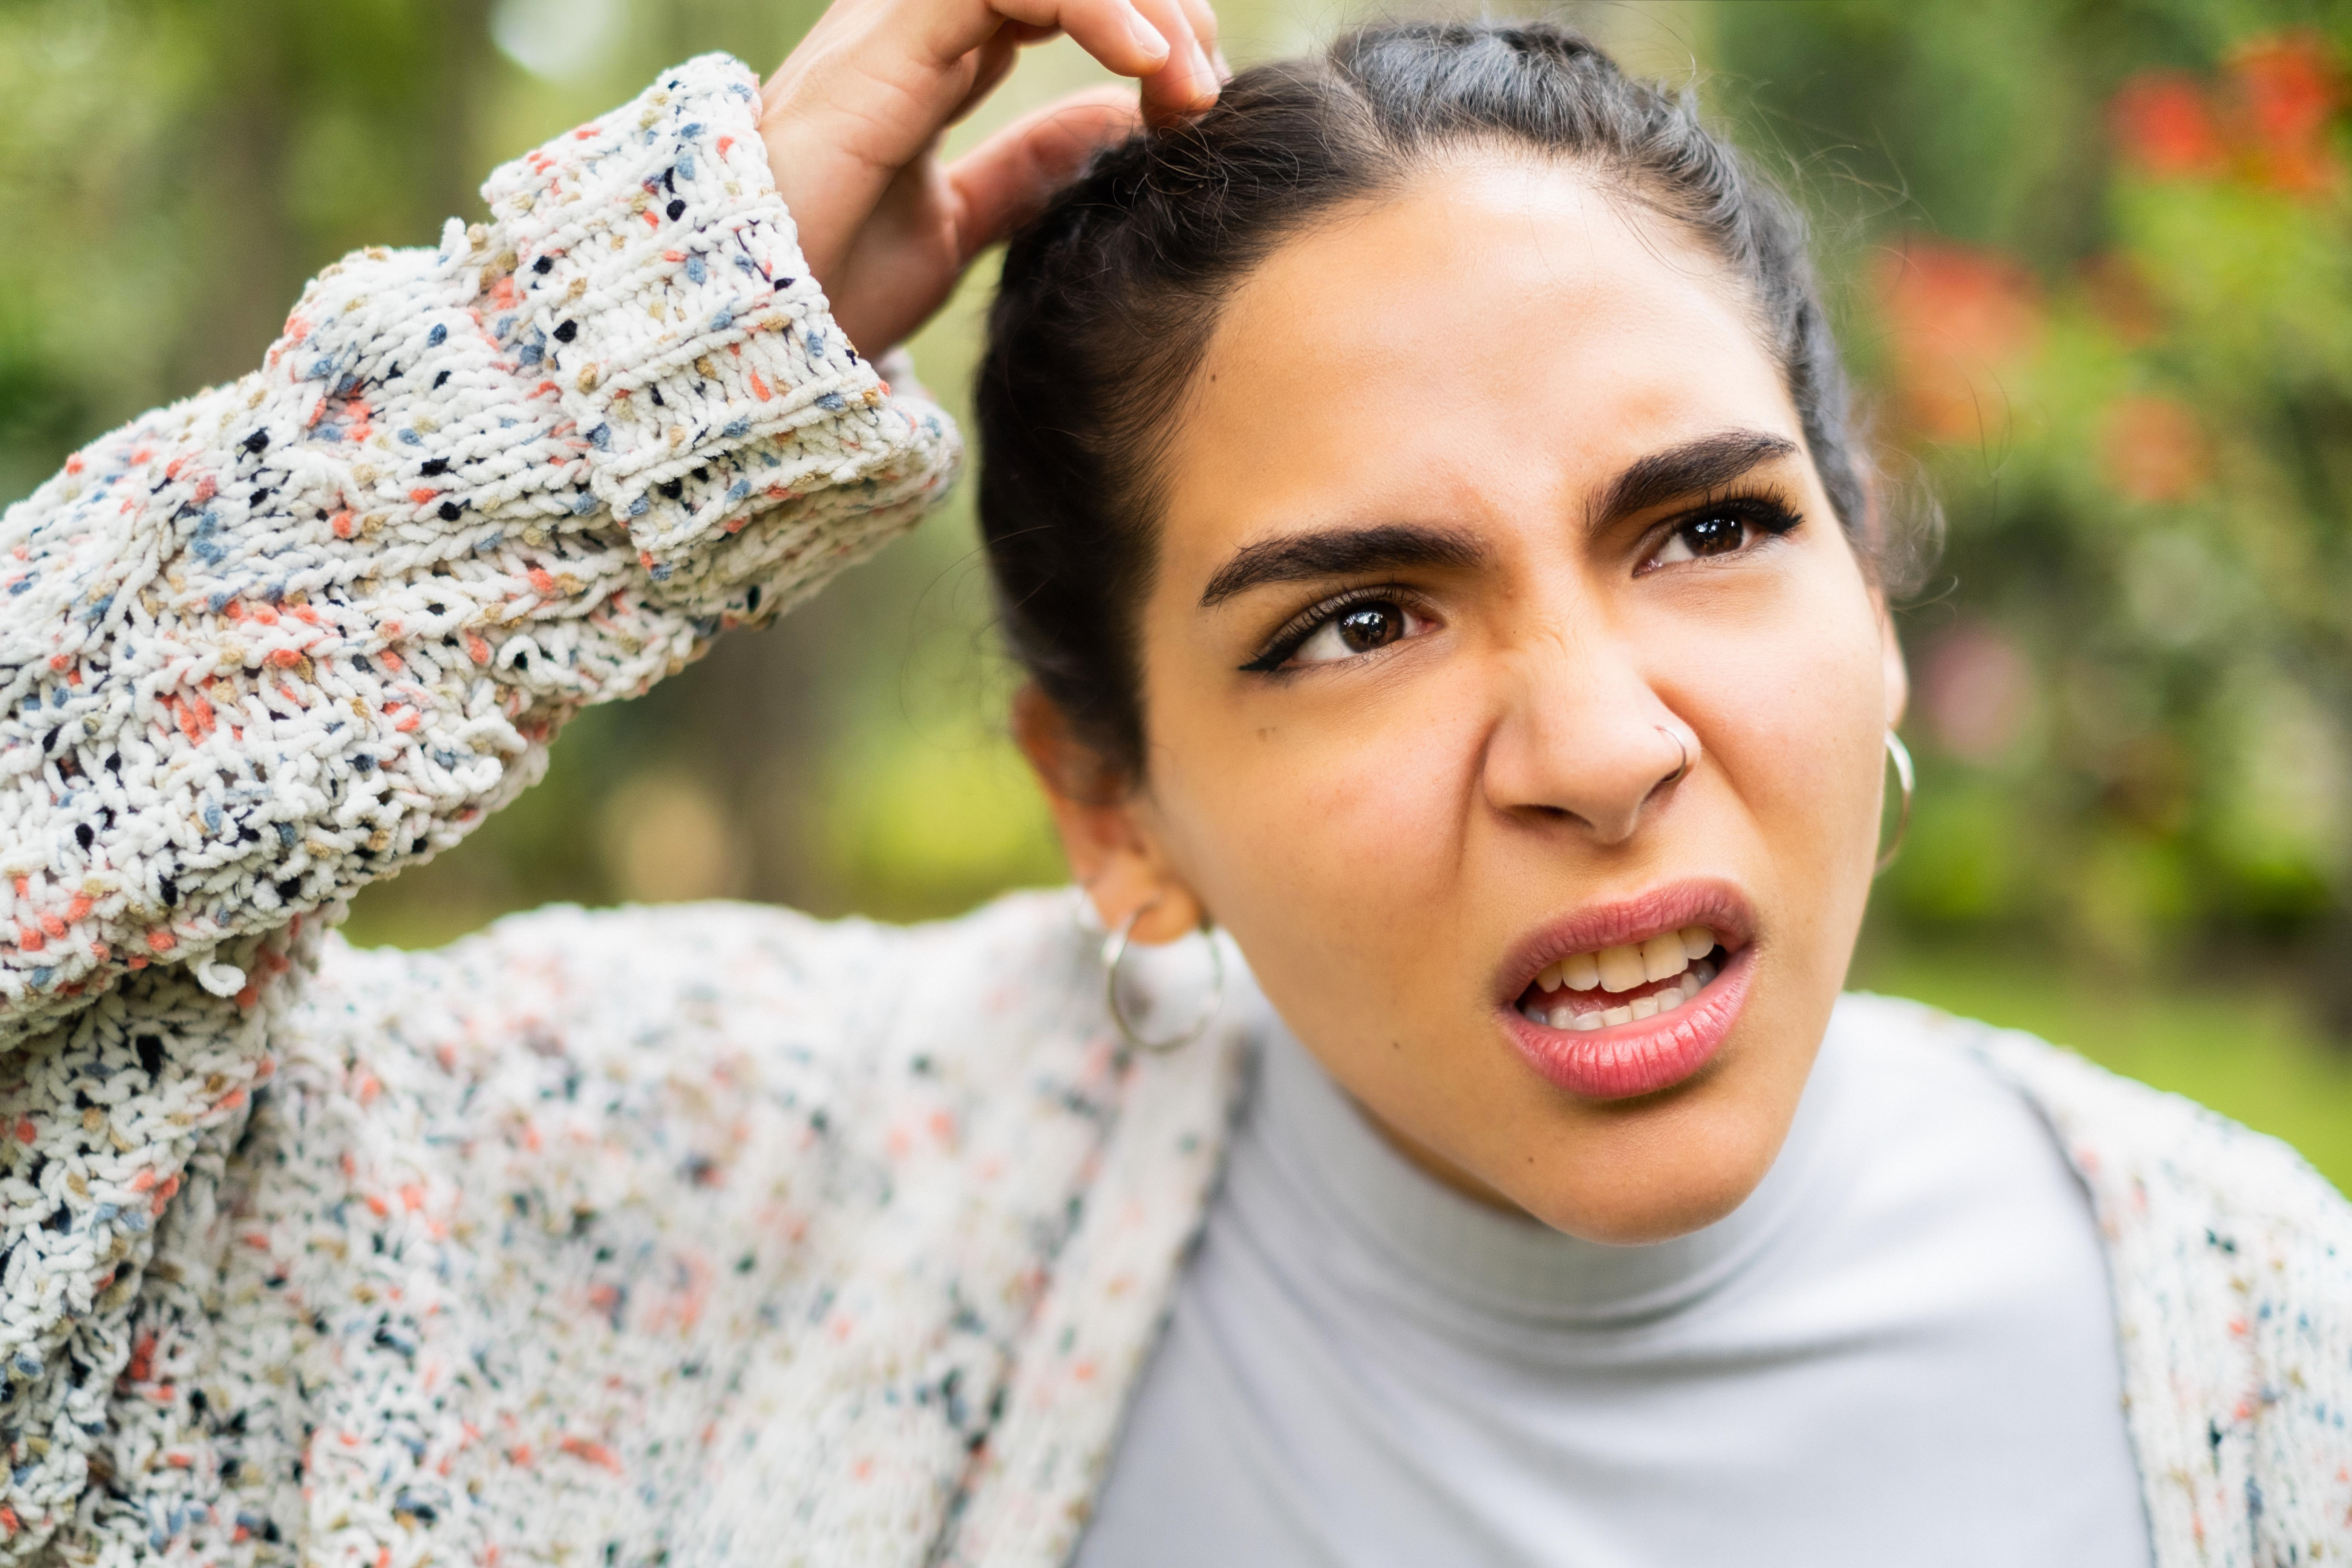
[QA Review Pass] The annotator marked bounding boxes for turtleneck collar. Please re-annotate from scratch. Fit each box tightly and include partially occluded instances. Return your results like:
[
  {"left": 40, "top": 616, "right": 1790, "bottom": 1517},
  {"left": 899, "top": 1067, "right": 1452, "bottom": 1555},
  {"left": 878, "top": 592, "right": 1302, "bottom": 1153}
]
[{"left": 1236, "top": 1002, "right": 1861, "bottom": 1335}]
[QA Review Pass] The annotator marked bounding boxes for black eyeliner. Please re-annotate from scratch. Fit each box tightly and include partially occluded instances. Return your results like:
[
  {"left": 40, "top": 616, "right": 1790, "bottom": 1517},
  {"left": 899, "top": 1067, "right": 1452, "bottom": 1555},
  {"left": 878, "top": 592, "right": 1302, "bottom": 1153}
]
[
  {"left": 1638, "top": 490, "right": 1805, "bottom": 569},
  {"left": 1239, "top": 583, "right": 1423, "bottom": 673},
  {"left": 1239, "top": 490, "right": 1800, "bottom": 673},
  {"left": 1700, "top": 490, "right": 1803, "bottom": 533}
]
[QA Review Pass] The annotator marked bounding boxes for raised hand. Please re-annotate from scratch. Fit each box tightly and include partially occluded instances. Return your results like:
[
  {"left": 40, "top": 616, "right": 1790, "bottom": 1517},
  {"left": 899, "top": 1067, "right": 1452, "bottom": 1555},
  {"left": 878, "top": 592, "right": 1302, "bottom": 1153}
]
[{"left": 758, "top": 0, "right": 1224, "bottom": 355}]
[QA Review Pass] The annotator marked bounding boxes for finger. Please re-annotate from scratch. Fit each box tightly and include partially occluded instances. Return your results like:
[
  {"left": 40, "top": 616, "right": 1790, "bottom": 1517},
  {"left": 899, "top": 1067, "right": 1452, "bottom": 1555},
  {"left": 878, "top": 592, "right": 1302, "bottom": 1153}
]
[
  {"left": 1173, "top": 0, "right": 1227, "bottom": 79},
  {"left": 926, "top": 0, "right": 1170, "bottom": 81},
  {"left": 1126, "top": 0, "right": 1219, "bottom": 120},
  {"left": 948, "top": 30, "right": 1023, "bottom": 124},
  {"left": 761, "top": 0, "right": 1192, "bottom": 291},
  {"left": 946, "top": 86, "right": 1144, "bottom": 261}
]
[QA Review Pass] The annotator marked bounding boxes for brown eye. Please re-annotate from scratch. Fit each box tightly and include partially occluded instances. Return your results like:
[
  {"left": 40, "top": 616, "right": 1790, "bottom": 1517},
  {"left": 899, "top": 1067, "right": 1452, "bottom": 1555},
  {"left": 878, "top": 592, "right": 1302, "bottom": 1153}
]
[
  {"left": 1688, "top": 514, "right": 1749, "bottom": 554},
  {"left": 1289, "top": 599, "right": 1426, "bottom": 666},
  {"left": 1338, "top": 606, "right": 1402, "bottom": 650},
  {"left": 1655, "top": 513, "right": 1750, "bottom": 565}
]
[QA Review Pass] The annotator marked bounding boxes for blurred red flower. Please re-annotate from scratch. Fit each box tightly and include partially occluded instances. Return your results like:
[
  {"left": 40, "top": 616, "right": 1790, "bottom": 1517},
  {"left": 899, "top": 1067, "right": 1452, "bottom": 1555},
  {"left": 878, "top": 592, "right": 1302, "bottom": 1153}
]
[
  {"left": 1875, "top": 239, "right": 2043, "bottom": 440},
  {"left": 2110, "top": 37, "right": 2343, "bottom": 195},
  {"left": 2110, "top": 70, "right": 2227, "bottom": 175},
  {"left": 2100, "top": 395, "right": 2210, "bottom": 503},
  {"left": 2227, "top": 32, "right": 2343, "bottom": 194}
]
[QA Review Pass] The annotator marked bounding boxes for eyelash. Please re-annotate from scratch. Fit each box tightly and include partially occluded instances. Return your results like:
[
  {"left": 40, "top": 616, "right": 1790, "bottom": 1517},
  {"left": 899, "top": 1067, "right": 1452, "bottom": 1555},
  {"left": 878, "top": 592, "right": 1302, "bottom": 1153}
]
[
  {"left": 1637, "top": 490, "right": 1805, "bottom": 572},
  {"left": 1238, "top": 490, "right": 1807, "bottom": 674},
  {"left": 1240, "top": 583, "right": 1433, "bottom": 674}
]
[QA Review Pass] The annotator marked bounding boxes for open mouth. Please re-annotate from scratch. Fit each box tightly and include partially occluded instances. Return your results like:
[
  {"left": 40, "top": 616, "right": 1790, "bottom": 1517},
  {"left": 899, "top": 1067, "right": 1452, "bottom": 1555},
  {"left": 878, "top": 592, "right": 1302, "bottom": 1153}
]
[
  {"left": 1497, "top": 886, "right": 1757, "bottom": 1100},
  {"left": 1513, "top": 925, "right": 1729, "bottom": 1032}
]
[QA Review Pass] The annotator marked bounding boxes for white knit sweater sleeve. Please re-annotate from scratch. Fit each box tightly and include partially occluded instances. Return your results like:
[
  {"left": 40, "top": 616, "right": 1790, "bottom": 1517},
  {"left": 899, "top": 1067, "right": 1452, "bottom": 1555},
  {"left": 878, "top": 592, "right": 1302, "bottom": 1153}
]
[
  {"left": 0, "top": 54, "right": 958, "bottom": 1052},
  {"left": 1908, "top": 998, "right": 2352, "bottom": 1565}
]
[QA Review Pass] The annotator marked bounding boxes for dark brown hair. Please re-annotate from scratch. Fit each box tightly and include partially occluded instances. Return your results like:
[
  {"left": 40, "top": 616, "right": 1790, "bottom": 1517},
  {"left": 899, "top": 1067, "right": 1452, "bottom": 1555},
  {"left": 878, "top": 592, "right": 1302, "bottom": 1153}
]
[{"left": 977, "top": 20, "right": 1880, "bottom": 777}]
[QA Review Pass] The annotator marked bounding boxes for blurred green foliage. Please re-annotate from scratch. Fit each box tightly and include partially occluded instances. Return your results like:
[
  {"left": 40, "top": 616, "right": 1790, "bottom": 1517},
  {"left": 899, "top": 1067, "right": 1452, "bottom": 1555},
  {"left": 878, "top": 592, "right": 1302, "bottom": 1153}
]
[
  {"left": 1733, "top": 5, "right": 2352, "bottom": 989},
  {"left": 5, "top": 0, "right": 2351, "bottom": 1183}
]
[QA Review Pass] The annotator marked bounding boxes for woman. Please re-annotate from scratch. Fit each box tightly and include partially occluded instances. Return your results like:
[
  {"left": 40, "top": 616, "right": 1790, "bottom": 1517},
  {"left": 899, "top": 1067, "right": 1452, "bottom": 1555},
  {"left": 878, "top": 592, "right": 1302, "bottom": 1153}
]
[{"left": 0, "top": 2, "right": 2339, "bottom": 1563}]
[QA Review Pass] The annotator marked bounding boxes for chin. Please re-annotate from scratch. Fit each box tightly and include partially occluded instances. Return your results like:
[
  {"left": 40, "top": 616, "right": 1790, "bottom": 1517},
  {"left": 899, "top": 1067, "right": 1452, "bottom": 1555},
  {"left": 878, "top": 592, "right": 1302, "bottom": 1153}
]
[{"left": 1505, "top": 1091, "right": 1791, "bottom": 1245}]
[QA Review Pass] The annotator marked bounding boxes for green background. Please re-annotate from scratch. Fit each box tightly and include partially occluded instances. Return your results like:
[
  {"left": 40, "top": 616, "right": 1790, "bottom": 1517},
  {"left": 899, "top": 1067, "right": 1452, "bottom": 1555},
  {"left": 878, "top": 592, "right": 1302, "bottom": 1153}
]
[{"left": 6, "top": 0, "right": 2351, "bottom": 1186}]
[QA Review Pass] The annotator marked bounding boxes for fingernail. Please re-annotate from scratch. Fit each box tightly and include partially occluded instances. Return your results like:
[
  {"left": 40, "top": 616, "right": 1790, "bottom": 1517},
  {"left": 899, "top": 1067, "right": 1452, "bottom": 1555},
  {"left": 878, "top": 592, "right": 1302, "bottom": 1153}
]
[
  {"left": 1127, "top": 7, "right": 1169, "bottom": 62},
  {"left": 1212, "top": 46, "right": 1232, "bottom": 82}
]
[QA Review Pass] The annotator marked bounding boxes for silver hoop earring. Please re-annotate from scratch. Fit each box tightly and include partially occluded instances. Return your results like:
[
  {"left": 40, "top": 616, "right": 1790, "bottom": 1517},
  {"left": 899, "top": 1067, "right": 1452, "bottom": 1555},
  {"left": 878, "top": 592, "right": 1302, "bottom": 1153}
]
[
  {"left": 1102, "top": 901, "right": 1225, "bottom": 1054},
  {"left": 1876, "top": 729, "right": 1915, "bottom": 876}
]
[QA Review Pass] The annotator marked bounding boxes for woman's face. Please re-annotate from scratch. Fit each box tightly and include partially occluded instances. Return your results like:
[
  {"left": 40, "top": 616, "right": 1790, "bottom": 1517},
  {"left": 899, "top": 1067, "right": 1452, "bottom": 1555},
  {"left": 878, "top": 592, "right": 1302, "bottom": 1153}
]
[{"left": 1092, "top": 156, "right": 1902, "bottom": 1243}]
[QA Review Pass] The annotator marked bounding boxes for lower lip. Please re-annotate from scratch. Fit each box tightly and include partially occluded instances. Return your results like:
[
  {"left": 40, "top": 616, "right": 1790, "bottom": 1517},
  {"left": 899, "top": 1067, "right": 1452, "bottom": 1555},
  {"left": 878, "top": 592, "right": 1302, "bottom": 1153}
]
[{"left": 1499, "top": 944, "right": 1756, "bottom": 1100}]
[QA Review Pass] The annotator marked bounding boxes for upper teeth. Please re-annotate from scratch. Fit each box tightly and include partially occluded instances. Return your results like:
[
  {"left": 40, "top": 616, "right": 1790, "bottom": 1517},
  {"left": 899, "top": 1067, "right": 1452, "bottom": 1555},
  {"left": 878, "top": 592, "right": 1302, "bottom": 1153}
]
[{"left": 1537, "top": 926, "right": 1717, "bottom": 994}]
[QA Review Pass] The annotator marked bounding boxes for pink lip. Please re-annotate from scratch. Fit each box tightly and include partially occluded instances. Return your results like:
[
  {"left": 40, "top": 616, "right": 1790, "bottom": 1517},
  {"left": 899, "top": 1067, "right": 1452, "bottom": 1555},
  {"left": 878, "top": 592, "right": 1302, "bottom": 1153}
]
[{"left": 1495, "top": 879, "right": 1758, "bottom": 1101}]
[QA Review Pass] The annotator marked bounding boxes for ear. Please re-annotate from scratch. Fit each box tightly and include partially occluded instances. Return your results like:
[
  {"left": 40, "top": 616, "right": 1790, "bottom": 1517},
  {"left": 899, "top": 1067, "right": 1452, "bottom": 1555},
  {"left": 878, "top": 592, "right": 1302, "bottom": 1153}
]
[
  {"left": 1877, "top": 594, "right": 1910, "bottom": 731},
  {"left": 1012, "top": 684, "right": 1206, "bottom": 944}
]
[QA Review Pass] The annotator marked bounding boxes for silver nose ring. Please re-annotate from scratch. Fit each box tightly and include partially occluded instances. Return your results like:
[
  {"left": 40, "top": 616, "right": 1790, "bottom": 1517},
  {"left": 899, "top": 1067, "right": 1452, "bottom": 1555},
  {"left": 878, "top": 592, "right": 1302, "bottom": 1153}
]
[{"left": 1658, "top": 726, "right": 1692, "bottom": 785}]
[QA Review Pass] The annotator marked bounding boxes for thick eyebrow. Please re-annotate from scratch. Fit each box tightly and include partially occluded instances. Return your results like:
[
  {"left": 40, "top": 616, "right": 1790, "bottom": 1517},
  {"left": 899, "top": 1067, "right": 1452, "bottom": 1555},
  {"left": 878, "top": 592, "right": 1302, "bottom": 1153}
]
[
  {"left": 1594, "top": 429, "right": 1801, "bottom": 525},
  {"left": 1197, "top": 522, "right": 1487, "bottom": 608},
  {"left": 1194, "top": 430, "right": 1799, "bottom": 610}
]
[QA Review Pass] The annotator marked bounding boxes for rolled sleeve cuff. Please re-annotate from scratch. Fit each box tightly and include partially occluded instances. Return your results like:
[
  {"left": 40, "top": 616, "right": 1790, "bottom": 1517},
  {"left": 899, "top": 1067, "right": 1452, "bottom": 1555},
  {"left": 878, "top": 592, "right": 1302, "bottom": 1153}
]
[{"left": 471, "top": 54, "right": 945, "bottom": 578}]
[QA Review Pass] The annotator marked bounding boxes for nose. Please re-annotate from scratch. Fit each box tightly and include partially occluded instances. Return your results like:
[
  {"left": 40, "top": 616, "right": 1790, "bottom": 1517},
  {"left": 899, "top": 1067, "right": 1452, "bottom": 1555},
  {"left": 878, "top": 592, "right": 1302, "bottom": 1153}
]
[{"left": 1481, "top": 629, "right": 1695, "bottom": 846}]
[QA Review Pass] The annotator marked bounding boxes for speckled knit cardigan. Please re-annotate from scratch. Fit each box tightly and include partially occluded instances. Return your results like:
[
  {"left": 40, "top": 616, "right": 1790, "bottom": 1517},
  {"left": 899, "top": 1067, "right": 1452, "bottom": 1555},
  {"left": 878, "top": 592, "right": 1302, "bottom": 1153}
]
[{"left": 0, "top": 53, "right": 2344, "bottom": 1568}]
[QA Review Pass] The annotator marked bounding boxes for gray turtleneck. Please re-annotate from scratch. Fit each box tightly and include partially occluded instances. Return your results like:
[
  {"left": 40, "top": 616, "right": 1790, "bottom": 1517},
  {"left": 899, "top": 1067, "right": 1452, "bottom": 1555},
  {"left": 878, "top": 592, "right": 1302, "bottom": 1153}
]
[{"left": 1075, "top": 993, "right": 2153, "bottom": 1566}]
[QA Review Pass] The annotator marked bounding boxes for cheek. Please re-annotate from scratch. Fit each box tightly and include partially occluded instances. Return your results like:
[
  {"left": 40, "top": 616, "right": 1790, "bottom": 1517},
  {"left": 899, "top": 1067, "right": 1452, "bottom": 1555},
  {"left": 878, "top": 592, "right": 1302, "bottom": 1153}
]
[
  {"left": 1149, "top": 668, "right": 1489, "bottom": 984},
  {"left": 1677, "top": 576, "right": 1889, "bottom": 917}
]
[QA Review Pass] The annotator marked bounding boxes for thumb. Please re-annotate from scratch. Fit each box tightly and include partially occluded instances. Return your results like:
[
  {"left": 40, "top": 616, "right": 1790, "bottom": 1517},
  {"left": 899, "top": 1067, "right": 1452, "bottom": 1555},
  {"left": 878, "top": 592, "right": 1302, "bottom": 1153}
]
[{"left": 948, "top": 87, "right": 1144, "bottom": 264}]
